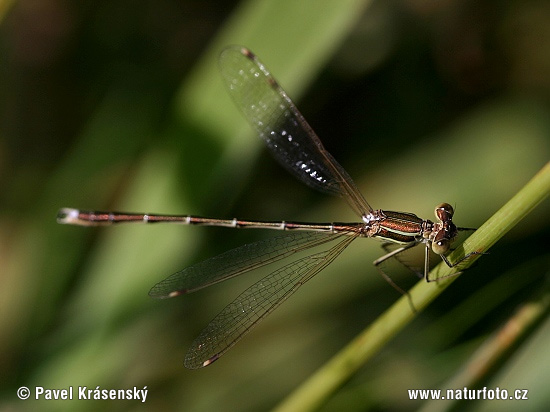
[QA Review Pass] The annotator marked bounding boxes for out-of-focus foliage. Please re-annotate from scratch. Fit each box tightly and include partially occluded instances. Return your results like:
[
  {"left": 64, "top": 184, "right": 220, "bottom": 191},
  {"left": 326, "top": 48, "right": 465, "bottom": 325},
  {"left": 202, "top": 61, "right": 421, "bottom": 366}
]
[{"left": 1, "top": 1, "right": 549, "bottom": 411}]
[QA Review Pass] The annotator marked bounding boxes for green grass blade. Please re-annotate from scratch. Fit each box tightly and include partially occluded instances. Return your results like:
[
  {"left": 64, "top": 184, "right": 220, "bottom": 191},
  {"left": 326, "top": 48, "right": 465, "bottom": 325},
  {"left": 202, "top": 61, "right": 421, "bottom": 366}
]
[{"left": 273, "top": 161, "right": 550, "bottom": 412}]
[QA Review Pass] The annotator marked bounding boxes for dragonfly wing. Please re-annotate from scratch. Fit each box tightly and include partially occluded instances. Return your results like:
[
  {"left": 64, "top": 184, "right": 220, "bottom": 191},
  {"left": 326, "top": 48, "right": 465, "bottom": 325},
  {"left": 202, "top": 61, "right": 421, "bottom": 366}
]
[
  {"left": 219, "top": 46, "right": 373, "bottom": 218},
  {"left": 184, "top": 234, "right": 356, "bottom": 368},
  {"left": 149, "top": 231, "right": 344, "bottom": 298}
]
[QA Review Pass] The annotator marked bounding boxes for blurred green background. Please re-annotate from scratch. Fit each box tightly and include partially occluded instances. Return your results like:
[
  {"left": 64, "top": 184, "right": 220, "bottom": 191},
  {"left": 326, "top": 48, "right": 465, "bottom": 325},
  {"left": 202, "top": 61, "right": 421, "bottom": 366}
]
[{"left": 1, "top": 0, "right": 549, "bottom": 411}]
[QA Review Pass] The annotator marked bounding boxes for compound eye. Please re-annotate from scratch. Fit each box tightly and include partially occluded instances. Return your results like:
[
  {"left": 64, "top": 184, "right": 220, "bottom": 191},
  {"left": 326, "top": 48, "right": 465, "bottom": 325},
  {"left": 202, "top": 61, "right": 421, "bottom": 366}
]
[
  {"left": 432, "top": 239, "right": 450, "bottom": 255},
  {"left": 435, "top": 203, "right": 454, "bottom": 220}
]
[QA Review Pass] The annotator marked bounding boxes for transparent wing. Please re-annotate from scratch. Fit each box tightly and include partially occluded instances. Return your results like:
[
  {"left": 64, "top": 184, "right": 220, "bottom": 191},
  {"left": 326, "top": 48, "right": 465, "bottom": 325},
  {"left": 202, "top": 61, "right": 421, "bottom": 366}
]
[
  {"left": 183, "top": 234, "right": 356, "bottom": 369},
  {"left": 149, "top": 231, "right": 343, "bottom": 298},
  {"left": 219, "top": 46, "right": 373, "bottom": 217}
]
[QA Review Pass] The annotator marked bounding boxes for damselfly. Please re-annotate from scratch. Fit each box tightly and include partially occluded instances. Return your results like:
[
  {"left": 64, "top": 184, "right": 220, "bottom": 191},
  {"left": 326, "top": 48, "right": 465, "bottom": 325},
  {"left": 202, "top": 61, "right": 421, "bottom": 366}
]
[{"left": 57, "top": 46, "right": 479, "bottom": 369}]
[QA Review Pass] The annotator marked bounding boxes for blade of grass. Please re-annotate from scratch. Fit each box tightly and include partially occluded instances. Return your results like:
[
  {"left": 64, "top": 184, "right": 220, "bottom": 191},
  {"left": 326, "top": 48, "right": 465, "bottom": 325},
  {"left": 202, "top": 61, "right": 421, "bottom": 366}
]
[
  {"left": 0, "top": 0, "right": 15, "bottom": 23},
  {"left": 419, "top": 288, "right": 550, "bottom": 412},
  {"left": 273, "top": 161, "right": 550, "bottom": 412}
]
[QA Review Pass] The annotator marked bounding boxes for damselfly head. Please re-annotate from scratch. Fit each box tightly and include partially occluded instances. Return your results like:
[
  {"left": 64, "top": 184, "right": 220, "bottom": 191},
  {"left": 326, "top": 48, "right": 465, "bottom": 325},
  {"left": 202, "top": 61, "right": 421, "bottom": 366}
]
[
  {"left": 431, "top": 231, "right": 452, "bottom": 255},
  {"left": 430, "top": 203, "right": 459, "bottom": 255},
  {"left": 434, "top": 203, "right": 454, "bottom": 221}
]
